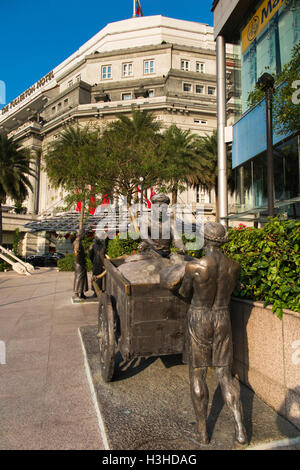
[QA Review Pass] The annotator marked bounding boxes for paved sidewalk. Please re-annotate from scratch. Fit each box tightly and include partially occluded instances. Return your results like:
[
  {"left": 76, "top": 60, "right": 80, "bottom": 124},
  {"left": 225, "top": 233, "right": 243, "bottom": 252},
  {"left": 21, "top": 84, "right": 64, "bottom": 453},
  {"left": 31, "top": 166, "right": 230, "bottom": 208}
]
[
  {"left": 1, "top": 269, "right": 299, "bottom": 451},
  {"left": 0, "top": 268, "right": 104, "bottom": 450}
]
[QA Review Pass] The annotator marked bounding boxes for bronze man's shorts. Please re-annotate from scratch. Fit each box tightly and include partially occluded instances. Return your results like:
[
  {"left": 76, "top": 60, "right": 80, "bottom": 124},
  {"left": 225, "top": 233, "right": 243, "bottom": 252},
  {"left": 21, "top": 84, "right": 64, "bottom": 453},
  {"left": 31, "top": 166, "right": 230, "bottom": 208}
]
[{"left": 187, "top": 305, "right": 233, "bottom": 368}]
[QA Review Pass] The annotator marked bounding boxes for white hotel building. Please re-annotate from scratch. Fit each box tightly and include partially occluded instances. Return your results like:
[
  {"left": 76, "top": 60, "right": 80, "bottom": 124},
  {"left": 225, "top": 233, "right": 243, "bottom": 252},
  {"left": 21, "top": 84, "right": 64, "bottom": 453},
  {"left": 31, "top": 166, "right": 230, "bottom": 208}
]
[{"left": 0, "top": 15, "right": 236, "bottom": 255}]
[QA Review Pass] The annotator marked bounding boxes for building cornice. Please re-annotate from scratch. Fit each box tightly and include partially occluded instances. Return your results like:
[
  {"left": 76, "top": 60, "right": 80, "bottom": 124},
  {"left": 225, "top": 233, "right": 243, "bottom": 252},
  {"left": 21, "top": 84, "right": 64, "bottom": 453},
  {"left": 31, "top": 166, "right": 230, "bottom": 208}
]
[{"left": 40, "top": 97, "right": 217, "bottom": 135}]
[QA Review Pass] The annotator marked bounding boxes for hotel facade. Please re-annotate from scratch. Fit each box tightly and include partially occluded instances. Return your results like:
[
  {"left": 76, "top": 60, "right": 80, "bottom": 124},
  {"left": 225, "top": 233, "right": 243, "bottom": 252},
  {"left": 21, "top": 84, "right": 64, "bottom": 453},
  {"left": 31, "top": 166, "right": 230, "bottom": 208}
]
[{"left": 0, "top": 15, "right": 236, "bottom": 255}]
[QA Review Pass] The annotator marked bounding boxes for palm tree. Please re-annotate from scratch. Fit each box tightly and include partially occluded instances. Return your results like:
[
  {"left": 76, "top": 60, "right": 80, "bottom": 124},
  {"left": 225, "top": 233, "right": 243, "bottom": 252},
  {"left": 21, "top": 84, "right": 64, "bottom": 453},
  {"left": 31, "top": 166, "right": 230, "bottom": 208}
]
[
  {"left": 193, "top": 130, "right": 234, "bottom": 222},
  {"left": 100, "top": 108, "right": 163, "bottom": 205},
  {"left": 44, "top": 125, "right": 100, "bottom": 230},
  {"left": 160, "top": 125, "right": 199, "bottom": 204},
  {"left": 111, "top": 107, "right": 162, "bottom": 143},
  {"left": 0, "top": 134, "right": 35, "bottom": 244}
]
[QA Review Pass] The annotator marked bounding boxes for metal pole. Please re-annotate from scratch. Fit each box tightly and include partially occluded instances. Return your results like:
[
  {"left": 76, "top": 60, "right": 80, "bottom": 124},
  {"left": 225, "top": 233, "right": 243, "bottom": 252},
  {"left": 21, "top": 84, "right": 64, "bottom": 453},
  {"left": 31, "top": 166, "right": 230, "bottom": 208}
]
[
  {"left": 139, "top": 177, "right": 144, "bottom": 214},
  {"left": 216, "top": 35, "right": 228, "bottom": 227},
  {"left": 266, "top": 88, "right": 275, "bottom": 217},
  {"left": 133, "top": 0, "right": 136, "bottom": 17}
]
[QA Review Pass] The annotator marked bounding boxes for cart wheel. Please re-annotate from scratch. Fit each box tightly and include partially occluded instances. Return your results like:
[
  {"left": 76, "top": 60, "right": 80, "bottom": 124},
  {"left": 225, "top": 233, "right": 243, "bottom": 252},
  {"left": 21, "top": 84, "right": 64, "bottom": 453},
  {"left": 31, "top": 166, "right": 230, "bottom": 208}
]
[{"left": 97, "top": 294, "right": 115, "bottom": 382}]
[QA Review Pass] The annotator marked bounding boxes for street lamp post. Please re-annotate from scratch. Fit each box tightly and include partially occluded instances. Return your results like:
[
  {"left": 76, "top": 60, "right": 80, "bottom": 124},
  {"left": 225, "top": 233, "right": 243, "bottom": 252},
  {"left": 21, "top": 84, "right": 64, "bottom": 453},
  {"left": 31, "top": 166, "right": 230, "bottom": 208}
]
[
  {"left": 257, "top": 72, "right": 275, "bottom": 218},
  {"left": 139, "top": 177, "right": 144, "bottom": 214}
]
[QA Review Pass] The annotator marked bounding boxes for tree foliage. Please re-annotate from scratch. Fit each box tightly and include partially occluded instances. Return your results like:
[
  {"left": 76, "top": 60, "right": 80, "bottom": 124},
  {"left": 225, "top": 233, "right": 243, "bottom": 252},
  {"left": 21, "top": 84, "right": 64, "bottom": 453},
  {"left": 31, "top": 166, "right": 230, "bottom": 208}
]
[
  {"left": 97, "top": 108, "right": 163, "bottom": 204},
  {"left": 159, "top": 125, "right": 199, "bottom": 204},
  {"left": 43, "top": 125, "right": 102, "bottom": 228},
  {"left": 193, "top": 130, "right": 234, "bottom": 221},
  {"left": 0, "top": 133, "right": 35, "bottom": 244}
]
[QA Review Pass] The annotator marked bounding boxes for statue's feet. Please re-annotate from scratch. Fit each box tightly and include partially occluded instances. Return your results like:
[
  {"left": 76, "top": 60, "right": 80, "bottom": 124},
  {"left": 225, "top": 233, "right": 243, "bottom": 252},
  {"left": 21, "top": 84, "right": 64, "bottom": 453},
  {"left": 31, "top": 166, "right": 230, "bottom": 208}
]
[
  {"left": 235, "top": 423, "right": 247, "bottom": 445},
  {"left": 197, "top": 422, "right": 209, "bottom": 444},
  {"left": 79, "top": 293, "right": 87, "bottom": 300}
]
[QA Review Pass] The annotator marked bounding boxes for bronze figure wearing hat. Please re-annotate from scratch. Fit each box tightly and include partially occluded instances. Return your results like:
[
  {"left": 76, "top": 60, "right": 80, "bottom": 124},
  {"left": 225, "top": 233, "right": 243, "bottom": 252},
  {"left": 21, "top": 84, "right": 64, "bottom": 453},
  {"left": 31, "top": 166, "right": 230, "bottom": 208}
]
[
  {"left": 179, "top": 222, "right": 247, "bottom": 445},
  {"left": 138, "top": 193, "right": 186, "bottom": 257},
  {"left": 73, "top": 229, "right": 88, "bottom": 299}
]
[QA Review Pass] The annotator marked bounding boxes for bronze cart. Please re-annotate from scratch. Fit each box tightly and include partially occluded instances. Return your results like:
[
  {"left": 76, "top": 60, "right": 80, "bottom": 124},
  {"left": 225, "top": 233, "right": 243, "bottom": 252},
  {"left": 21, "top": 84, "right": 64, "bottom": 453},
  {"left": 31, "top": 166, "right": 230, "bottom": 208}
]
[{"left": 97, "top": 258, "right": 188, "bottom": 382}]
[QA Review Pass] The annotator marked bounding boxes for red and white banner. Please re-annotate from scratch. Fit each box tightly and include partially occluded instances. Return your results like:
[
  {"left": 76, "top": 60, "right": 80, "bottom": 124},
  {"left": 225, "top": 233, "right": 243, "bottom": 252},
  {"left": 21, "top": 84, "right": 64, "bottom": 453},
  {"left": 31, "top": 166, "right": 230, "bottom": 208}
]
[{"left": 136, "top": 0, "right": 143, "bottom": 17}]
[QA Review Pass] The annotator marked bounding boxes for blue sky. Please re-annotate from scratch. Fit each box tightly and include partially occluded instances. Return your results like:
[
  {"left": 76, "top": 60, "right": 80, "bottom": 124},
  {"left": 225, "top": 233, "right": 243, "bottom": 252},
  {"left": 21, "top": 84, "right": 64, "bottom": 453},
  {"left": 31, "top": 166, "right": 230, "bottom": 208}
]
[{"left": 0, "top": 0, "right": 214, "bottom": 108}]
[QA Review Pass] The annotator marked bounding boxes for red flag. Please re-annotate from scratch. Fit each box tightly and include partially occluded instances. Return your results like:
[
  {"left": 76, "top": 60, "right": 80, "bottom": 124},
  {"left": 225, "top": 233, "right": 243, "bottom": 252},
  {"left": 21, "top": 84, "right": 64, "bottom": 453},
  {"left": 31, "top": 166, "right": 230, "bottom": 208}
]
[
  {"left": 89, "top": 195, "right": 96, "bottom": 215},
  {"left": 138, "top": 187, "right": 151, "bottom": 208},
  {"left": 76, "top": 189, "right": 81, "bottom": 212},
  {"left": 101, "top": 194, "right": 110, "bottom": 206},
  {"left": 136, "top": 0, "right": 143, "bottom": 16},
  {"left": 76, "top": 188, "right": 96, "bottom": 214},
  {"left": 150, "top": 187, "right": 156, "bottom": 199}
]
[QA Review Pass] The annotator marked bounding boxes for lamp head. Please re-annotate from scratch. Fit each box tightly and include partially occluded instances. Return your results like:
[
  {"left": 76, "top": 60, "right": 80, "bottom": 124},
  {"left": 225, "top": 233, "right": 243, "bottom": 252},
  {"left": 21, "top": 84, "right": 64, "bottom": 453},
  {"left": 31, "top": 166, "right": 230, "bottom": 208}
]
[{"left": 256, "top": 73, "right": 275, "bottom": 92}]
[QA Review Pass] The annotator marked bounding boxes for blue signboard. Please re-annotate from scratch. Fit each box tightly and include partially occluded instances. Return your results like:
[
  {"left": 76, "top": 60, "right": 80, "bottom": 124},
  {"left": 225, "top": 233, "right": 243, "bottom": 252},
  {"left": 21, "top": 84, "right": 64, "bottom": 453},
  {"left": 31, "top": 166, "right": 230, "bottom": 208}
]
[{"left": 232, "top": 99, "right": 291, "bottom": 169}]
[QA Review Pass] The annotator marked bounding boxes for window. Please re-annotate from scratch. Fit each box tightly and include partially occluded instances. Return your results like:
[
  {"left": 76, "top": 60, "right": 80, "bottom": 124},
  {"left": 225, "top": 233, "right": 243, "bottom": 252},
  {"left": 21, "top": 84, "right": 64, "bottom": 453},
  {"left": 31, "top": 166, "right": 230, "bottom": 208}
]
[
  {"left": 102, "top": 65, "right": 112, "bottom": 80},
  {"left": 208, "top": 86, "right": 216, "bottom": 95},
  {"left": 195, "top": 85, "right": 204, "bottom": 94},
  {"left": 122, "top": 93, "right": 132, "bottom": 101},
  {"left": 76, "top": 74, "right": 81, "bottom": 82},
  {"left": 122, "top": 63, "right": 133, "bottom": 77},
  {"left": 196, "top": 62, "right": 205, "bottom": 73},
  {"left": 183, "top": 83, "right": 192, "bottom": 92},
  {"left": 64, "top": 99, "right": 69, "bottom": 107},
  {"left": 194, "top": 119, "right": 207, "bottom": 124},
  {"left": 144, "top": 60, "right": 155, "bottom": 75},
  {"left": 57, "top": 103, "right": 62, "bottom": 110},
  {"left": 181, "top": 60, "right": 190, "bottom": 71},
  {"left": 148, "top": 90, "right": 154, "bottom": 98},
  {"left": 52, "top": 106, "right": 56, "bottom": 113},
  {"left": 68, "top": 80, "right": 73, "bottom": 87}
]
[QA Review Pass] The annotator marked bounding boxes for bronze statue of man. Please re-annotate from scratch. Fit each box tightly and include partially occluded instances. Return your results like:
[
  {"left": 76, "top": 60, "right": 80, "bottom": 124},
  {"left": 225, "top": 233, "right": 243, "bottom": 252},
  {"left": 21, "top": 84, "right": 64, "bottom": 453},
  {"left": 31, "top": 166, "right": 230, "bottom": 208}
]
[
  {"left": 73, "top": 229, "right": 88, "bottom": 300},
  {"left": 138, "top": 194, "right": 186, "bottom": 257},
  {"left": 88, "top": 235, "right": 108, "bottom": 297},
  {"left": 179, "top": 222, "right": 246, "bottom": 445}
]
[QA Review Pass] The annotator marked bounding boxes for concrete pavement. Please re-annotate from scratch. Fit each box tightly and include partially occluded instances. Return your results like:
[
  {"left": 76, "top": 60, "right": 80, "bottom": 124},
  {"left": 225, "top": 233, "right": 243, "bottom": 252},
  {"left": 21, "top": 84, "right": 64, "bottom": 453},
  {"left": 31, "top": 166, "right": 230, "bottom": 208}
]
[
  {"left": 0, "top": 268, "right": 104, "bottom": 450},
  {"left": 0, "top": 268, "right": 299, "bottom": 451},
  {"left": 80, "top": 325, "right": 300, "bottom": 450}
]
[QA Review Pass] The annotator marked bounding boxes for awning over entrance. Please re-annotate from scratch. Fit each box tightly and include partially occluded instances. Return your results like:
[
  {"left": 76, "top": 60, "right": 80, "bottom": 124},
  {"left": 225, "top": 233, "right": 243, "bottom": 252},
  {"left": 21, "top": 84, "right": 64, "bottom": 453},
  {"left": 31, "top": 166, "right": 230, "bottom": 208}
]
[{"left": 24, "top": 212, "right": 130, "bottom": 233}]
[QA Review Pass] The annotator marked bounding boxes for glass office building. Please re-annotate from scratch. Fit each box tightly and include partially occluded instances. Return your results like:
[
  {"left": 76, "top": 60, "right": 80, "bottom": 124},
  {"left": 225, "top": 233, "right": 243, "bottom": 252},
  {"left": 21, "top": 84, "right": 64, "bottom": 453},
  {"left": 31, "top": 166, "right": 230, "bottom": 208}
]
[
  {"left": 241, "top": 3, "right": 300, "bottom": 113},
  {"left": 214, "top": 0, "right": 300, "bottom": 221}
]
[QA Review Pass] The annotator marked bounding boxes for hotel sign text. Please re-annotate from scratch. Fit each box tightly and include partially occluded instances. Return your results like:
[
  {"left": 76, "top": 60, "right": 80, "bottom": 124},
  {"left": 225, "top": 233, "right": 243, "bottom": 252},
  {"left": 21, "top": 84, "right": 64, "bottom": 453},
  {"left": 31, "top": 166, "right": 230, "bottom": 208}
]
[
  {"left": 1, "top": 70, "right": 55, "bottom": 115},
  {"left": 241, "top": 0, "right": 285, "bottom": 54}
]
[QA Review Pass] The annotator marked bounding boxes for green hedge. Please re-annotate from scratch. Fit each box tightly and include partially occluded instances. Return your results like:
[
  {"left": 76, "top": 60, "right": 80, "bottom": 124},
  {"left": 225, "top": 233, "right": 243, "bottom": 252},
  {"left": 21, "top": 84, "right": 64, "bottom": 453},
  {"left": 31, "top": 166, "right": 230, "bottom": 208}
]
[
  {"left": 222, "top": 218, "right": 300, "bottom": 318},
  {"left": 57, "top": 235, "right": 94, "bottom": 272},
  {"left": 56, "top": 220, "right": 300, "bottom": 319},
  {"left": 57, "top": 253, "right": 93, "bottom": 272},
  {"left": 0, "top": 260, "right": 12, "bottom": 272},
  {"left": 107, "top": 234, "right": 140, "bottom": 259}
]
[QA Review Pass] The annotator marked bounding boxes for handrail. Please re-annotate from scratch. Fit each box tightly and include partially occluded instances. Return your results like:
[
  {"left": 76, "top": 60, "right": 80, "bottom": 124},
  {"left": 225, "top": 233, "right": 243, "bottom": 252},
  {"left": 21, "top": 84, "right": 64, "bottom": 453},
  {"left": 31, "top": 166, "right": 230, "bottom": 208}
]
[{"left": 0, "top": 246, "right": 34, "bottom": 275}]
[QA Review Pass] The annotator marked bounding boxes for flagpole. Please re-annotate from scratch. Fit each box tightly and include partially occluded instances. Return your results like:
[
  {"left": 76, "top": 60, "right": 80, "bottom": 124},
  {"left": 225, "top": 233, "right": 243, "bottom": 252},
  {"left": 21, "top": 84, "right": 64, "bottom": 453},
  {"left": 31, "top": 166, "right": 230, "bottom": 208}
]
[{"left": 133, "top": 0, "right": 136, "bottom": 17}]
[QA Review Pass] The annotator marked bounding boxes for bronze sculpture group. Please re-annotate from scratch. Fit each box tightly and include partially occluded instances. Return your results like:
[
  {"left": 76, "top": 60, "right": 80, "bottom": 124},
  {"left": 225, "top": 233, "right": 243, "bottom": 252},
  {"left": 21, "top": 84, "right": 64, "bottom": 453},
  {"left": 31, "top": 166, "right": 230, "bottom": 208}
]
[{"left": 73, "top": 194, "right": 246, "bottom": 445}]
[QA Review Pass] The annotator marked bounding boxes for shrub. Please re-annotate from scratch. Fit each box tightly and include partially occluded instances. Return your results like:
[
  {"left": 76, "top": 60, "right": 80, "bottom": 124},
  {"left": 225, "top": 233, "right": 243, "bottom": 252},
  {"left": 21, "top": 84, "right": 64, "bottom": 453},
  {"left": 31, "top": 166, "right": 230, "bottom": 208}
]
[
  {"left": 57, "top": 234, "right": 94, "bottom": 272},
  {"left": 57, "top": 253, "right": 93, "bottom": 272},
  {"left": 107, "top": 234, "right": 141, "bottom": 259},
  {"left": 222, "top": 219, "right": 300, "bottom": 318},
  {"left": 0, "top": 260, "right": 11, "bottom": 272},
  {"left": 57, "top": 254, "right": 75, "bottom": 272}
]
